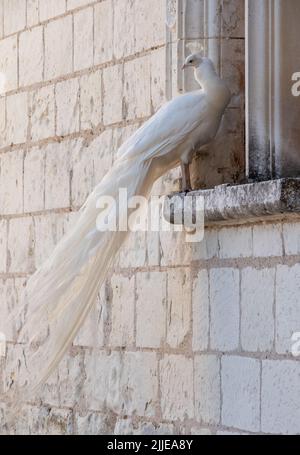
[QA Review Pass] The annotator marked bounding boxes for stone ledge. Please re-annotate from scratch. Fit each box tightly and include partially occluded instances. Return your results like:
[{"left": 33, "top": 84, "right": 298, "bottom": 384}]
[{"left": 164, "top": 178, "right": 300, "bottom": 226}]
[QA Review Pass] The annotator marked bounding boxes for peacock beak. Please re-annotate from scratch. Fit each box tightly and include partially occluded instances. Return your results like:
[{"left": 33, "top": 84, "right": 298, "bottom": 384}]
[{"left": 182, "top": 63, "right": 187, "bottom": 70}]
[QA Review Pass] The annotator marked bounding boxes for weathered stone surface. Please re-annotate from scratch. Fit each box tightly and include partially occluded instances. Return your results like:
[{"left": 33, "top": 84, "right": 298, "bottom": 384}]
[
  {"left": 221, "top": 39, "right": 245, "bottom": 109},
  {"left": 70, "top": 132, "right": 114, "bottom": 208},
  {"left": 160, "top": 355, "right": 194, "bottom": 420},
  {"left": 166, "top": 268, "right": 191, "bottom": 348},
  {"left": 83, "top": 351, "right": 158, "bottom": 417},
  {"left": 80, "top": 71, "right": 102, "bottom": 130},
  {"left": 222, "top": 356, "right": 260, "bottom": 432},
  {"left": 70, "top": 138, "right": 94, "bottom": 208},
  {"left": 39, "top": 0, "right": 66, "bottom": 21},
  {"left": 67, "top": 0, "right": 93, "bottom": 9},
  {"left": 19, "top": 27, "right": 43, "bottom": 86},
  {"left": 0, "top": 149, "right": 24, "bottom": 214},
  {"left": 118, "top": 231, "right": 146, "bottom": 268},
  {"left": 113, "top": 352, "right": 158, "bottom": 417},
  {"left": 276, "top": 264, "right": 300, "bottom": 355},
  {"left": 192, "top": 270, "right": 209, "bottom": 351},
  {"left": 0, "top": 221, "right": 7, "bottom": 273},
  {"left": 26, "top": 0, "right": 39, "bottom": 27},
  {"left": 24, "top": 146, "right": 45, "bottom": 213},
  {"left": 164, "top": 179, "right": 300, "bottom": 226},
  {"left": 216, "top": 430, "right": 249, "bottom": 435},
  {"left": 6, "top": 92, "right": 28, "bottom": 145},
  {"left": 82, "top": 350, "right": 119, "bottom": 412},
  {"left": 74, "top": 283, "right": 107, "bottom": 348},
  {"left": 33, "top": 214, "right": 57, "bottom": 267},
  {"left": 135, "top": 0, "right": 166, "bottom": 51},
  {"left": 0, "top": 36, "right": 18, "bottom": 93},
  {"left": 75, "top": 412, "right": 114, "bottom": 435},
  {"left": 3, "top": 0, "right": 26, "bottom": 35},
  {"left": 136, "top": 271, "right": 166, "bottom": 348},
  {"left": 283, "top": 222, "right": 300, "bottom": 255},
  {"left": 194, "top": 355, "right": 220, "bottom": 425},
  {"left": 114, "top": 419, "right": 175, "bottom": 435},
  {"left": 253, "top": 223, "right": 283, "bottom": 257},
  {"left": 191, "top": 427, "right": 213, "bottom": 435},
  {"left": 8, "top": 217, "right": 35, "bottom": 273},
  {"left": 0, "top": 98, "right": 5, "bottom": 143},
  {"left": 44, "top": 16, "right": 72, "bottom": 79},
  {"left": 58, "top": 349, "right": 85, "bottom": 408},
  {"left": 241, "top": 268, "right": 275, "bottom": 352},
  {"left": 133, "top": 422, "right": 175, "bottom": 436},
  {"left": 113, "top": 0, "right": 135, "bottom": 59},
  {"left": 94, "top": 0, "right": 113, "bottom": 65},
  {"left": 123, "top": 56, "right": 151, "bottom": 119},
  {"left": 0, "top": 3, "right": 3, "bottom": 40},
  {"left": 222, "top": 0, "right": 245, "bottom": 37},
  {"left": 13, "top": 406, "right": 74, "bottom": 435},
  {"left": 74, "top": 7, "right": 93, "bottom": 71},
  {"left": 150, "top": 48, "right": 167, "bottom": 112},
  {"left": 262, "top": 360, "right": 300, "bottom": 434},
  {"left": 109, "top": 274, "right": 135, "bottom": 347},
  {"left": 191, "top": 228, "right": 219, "bottom": 261},
  {"left": 56, "top": 78, "right": 80, "bottom": 136},
  {"left": 218, "top": 226, "right": 252, "bottom": 258},
  {"left": 103, "top": 64, "right": 123, "bottom": 124},
  {"left": 44, "top": 142, "right": 70, "bottom": 210},
  {"left": 160, "top": 230, "right": 193, "bottom": 266},
  {"left": 210, "top": 268, "right": 240, "bottom": 351},
  {"left": 89, "top": 130, "right": 114, "bottom": 183},
  {"left": 29, "top": 86, "right": 55, "bottom": 141}
]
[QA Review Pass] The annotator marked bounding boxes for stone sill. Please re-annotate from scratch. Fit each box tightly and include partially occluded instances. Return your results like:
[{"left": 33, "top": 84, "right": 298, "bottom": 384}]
[{"left": 164, "top": 178, "right": 300, "bottom": 227}]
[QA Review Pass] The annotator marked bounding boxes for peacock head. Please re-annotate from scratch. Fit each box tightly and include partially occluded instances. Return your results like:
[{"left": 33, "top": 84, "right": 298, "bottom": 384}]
[{"left": 182, "top": 52, "right": 203, "bottom": 70}]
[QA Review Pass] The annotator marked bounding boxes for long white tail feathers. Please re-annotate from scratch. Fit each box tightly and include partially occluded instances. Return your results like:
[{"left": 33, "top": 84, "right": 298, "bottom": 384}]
[{"left": 2, "top": 153, "right": 156, "bottom": 410}]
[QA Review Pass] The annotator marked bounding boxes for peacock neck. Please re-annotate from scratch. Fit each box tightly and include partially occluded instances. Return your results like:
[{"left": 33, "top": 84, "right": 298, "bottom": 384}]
[{"left": 194, "top": 66, "right": 231, "bottom": 111}]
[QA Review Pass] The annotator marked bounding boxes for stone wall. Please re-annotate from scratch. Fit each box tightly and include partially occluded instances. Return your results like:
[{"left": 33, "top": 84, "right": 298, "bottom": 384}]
[{"left": 0, "top": 0, "right": 299, "bottom": 435}]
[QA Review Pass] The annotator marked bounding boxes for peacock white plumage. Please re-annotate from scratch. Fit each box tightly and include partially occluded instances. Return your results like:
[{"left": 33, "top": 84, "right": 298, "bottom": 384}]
[{"left": 2, "top": 53, "right": 231, "bottom": 412}]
